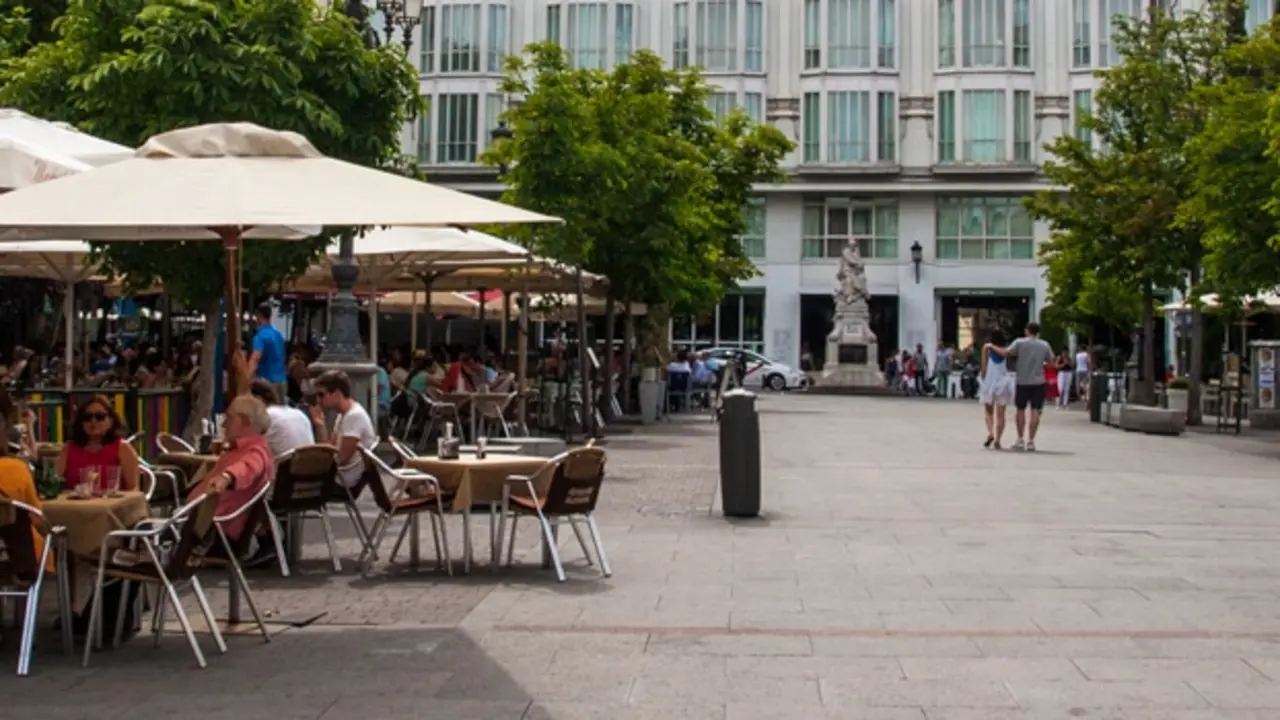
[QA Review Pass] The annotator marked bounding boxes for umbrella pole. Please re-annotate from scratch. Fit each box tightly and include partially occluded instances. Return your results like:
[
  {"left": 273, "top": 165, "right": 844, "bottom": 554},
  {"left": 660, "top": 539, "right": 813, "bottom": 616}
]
[
  {"left": 516, "top": 258, "right": 530, "bottom": 431},
  {"left": 575, "top": 268, "right": 592, "bottom": 439},
  {"left": 421, "top": 277, "right": 435, "bottom": 352},
  {"left": 502, "top": 292, "right": 511, "bottom": 356},
  {"left": 369, "top": 284, "right": 379, "bottom": 426},
  {"left": 410, "top": 291, "right": 419, "bottom": 354},
  {"left": 63, "top": 281, "right": 73, "bottom": 392},
  {"left": 478, "top": 287, "right": 487, "bottom": 366},
  {"left": 220, "top": 229, "right": 242, "bottom": 397}
]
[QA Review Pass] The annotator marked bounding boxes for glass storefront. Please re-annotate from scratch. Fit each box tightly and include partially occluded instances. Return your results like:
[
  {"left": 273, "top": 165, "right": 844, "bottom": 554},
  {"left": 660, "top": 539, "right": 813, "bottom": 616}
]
[{"left": 670, "top": 291, "right": 765, "bottom": 354}]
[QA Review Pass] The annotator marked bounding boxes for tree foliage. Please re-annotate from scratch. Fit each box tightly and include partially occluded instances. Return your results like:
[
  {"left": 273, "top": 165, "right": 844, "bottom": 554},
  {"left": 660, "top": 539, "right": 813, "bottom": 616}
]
[
  {"left": 0, "top": 0, "right": 421, "bottom": 308},
  {"left": 1182, "top": 11, "right": 1280, "bottom": 301},
  {"left": 1029, "top": 3, "right": 1227, "bottom": 403},
  {"left": 483, "top": 43, "right": 793, "bottom": 315}
]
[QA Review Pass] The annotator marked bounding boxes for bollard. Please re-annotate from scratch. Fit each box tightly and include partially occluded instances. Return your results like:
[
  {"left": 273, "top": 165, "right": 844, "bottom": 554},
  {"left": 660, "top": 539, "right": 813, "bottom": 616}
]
[{"left": 719, "top": 389, "right": 761, "bottom": 518}]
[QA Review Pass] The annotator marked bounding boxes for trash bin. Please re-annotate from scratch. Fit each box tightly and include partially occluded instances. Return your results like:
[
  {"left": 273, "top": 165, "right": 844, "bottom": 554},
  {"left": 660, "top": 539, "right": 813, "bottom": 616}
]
[
  {"left": 719, "top": 389, "right": 761, "bottom": 518},
  {"left": 1089, "top": 372, "right": 1107, "bottom": 423}
]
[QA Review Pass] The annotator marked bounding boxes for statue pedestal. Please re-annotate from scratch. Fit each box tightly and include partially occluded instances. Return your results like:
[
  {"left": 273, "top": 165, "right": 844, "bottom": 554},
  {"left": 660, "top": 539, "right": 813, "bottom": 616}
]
[{"left": 821, "top": 314, "right": 884, "bottom": 388}]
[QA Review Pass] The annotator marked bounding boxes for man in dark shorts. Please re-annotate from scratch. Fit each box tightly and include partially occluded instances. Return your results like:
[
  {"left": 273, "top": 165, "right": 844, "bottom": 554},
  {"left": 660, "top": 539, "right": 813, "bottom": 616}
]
[{"left": 994, "top": 322, "right": 1054, "bottom": 451}]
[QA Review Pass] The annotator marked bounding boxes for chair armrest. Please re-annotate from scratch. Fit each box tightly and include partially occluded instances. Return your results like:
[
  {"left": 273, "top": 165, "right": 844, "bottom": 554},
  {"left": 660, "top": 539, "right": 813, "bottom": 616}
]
[{"left": 503, "top": 474, "right": 532, "bottom": 484}]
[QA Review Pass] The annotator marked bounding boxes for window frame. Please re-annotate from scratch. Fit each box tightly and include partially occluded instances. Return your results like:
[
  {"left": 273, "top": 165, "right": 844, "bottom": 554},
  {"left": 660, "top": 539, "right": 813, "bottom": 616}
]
[
  {"left": 935, "top": 196, "right": 1035, "bottom": 261},
  {"left": 801, "top": 199, "right": 900, "bottom": 260}
]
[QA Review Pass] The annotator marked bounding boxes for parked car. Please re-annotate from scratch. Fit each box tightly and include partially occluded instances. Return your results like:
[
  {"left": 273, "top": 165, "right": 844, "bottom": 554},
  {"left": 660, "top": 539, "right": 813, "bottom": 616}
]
[{"left": 705, "top": 348, "right": 808, "bottom": 391}]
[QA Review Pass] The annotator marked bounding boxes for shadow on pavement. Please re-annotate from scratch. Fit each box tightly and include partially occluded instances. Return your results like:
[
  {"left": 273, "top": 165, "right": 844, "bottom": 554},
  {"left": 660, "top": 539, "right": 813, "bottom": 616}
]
[{"left": 0, "top": 625, "right": 540, "bottom": 720}]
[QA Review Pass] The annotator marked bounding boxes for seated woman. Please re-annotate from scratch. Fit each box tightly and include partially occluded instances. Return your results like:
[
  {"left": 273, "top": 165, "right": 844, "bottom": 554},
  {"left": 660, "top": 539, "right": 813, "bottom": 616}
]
[
  {"left": 55, "top": 396, "right": 140, "bottom": 493},
  {"left": 0, "top": 391, "right": 49, "bottom": 571},
  {"left": 186, "top": 395, "right": 274, "bottom": 547}
]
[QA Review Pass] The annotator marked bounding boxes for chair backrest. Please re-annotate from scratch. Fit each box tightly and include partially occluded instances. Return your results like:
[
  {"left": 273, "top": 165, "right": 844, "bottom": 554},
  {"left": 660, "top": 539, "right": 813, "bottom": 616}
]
[
  {"left": 669, "top": 371, "right": 690, "bottom": 392},
  {"left": 0, "top": 496, "right": 41, "bottom": 585},
  {"left": 156, "top": 432, "right": 195, "bottom": 454},
  {"left": 540, "top": 447, "right": 607, "bottom": 516},
  {"left": 269, "top": 445, "right": 339, "bottom": 514},
  {"left": 357, "top": 446, "right": 398, "bottom": 513},
  {"left": 164, "top": 492, "right": 221, "bottom": 581},
  {"left": 491, "top": 374, "right": 514, "bottom": 393},
  {"left": 219, "top": 483, "right": 272, "bottom": 560},
  {"left": 477, "top": 392, "right": 515, "bottom": 419}
]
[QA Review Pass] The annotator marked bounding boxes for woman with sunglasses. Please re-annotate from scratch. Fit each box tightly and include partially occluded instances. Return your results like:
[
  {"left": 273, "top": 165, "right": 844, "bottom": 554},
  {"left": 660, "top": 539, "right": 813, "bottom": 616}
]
[{"left": 54, "top": 395, "right": 140, "bottom": 493}]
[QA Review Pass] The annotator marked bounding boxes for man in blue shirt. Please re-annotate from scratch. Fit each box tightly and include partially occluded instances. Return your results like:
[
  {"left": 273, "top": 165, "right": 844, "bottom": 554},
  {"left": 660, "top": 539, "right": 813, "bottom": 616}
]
[{"left": 248, "top": 303, "right": 288, "bottom": 402}]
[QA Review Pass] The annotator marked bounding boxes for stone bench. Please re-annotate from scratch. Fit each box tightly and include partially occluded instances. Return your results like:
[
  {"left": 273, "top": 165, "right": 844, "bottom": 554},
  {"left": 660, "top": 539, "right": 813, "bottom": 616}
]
[{"left": 1119, "top": 405, "right": 1186, "bottom": 436}]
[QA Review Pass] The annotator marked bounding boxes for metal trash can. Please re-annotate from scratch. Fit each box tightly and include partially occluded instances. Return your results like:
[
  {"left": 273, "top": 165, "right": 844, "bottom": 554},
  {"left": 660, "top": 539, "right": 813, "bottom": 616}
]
[
  {"left": 1089, "top": 372, "right": 1107, "bottom": 423},
  {"left": 719, "top": 389, "right": 761, "bottom": 518}
]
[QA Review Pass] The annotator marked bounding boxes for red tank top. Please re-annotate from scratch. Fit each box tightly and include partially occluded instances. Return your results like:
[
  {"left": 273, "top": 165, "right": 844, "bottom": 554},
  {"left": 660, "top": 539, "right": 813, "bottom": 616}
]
[{"left": 62, "top": 439, "right": 123, "bottom": 492}]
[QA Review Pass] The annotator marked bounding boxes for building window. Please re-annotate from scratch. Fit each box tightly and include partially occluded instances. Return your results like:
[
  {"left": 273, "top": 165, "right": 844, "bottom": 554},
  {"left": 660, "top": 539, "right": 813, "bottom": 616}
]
[
  {"left": 828, "top": 91, "right": 871, "bottom": 163},
  {"left": 876, "top": 92, "right": 896, "bottom": 162},
  {"left": 743, "top": 92, "right": 764, "bottom": 124},
  {"left": 670, "top": 292, "right": 765, "bottom": 353},
  {"left": 1012, "top": 0, "right": 1029, "bottom": 67},
  {"left": 615, "top": 3, "right": 635, "bottom": 65},
  {"left": 745, "top": 0, "right": 764, "bottom": 71},
  {"left": 547, "top": 4, "right": 561, "bottom": 42},
  {"left": 1071, "top": 0, "right": 1090, "bottom": 67},
  {"left": 567, "top": 3, "right": 608, "bottom": 69},
  {"left": 487, "top": 3, "right": 508, "bottom": 72},
  {"left": 1013, "top": 90, "right": 1031, "bottom": 162},
  {"left": 441, "top": 4, "right": 481, "bottom": 73},
  {"left": 484, "top": 93, "right": 504, "bottom": 149},
  {"left": 829, "top": 0, "right": 873, "bottom": 69},
  {"left": 802, "top": 200, "right": 899, "bottom": 259},
  {"left": 1073, "top": 89, "right": 1092, "bottom": 145},
  {"left": 1100, "top": 0, "right": 1142, "bottom": 68},
  {"left": 938, "top": 90, "right": 956, "bottom": 162},
  {"left": 741, "top": 200, "right": 765, "bottom": 258},
  {"left": 673, "top": 2, "right": 689, "bottom": 68},
  {"left": 420, "top": 6, "right": 436, "bottom": 73},
  {"left": 803, "top": 92, "right": 821, "bottom": 162},
  {"left": 416, "top": 98, "right": 432, "bottom": 163},
  {"left": 963, "top": 0, "right": 1005, "bottom": 68},
  {"left": 936, "top": 196, "right": 1035, "bottom": 260},
  {"left": 878, "top": 0, "right": 896, "bottom": 68},
  {"left": 1247, "top": 0, "right": 1274, "bottom": 32},
  {"left": 804, "top": 0, "right": 821, "bottom": 69},
  {"left": 696, "top": 0, "right": 739, "bottom": 71},
  {"left": 962, "top": 90, "right": 1006, "bottom": 162},
  {"left": 436, "top": 93, "right": 479, "bottom": 163},
  {"left": 938, "top": 0, "right": 956, "bottom": 67},
  {"left": 708, "top": 92, "right": 736, "bottom": 122}
]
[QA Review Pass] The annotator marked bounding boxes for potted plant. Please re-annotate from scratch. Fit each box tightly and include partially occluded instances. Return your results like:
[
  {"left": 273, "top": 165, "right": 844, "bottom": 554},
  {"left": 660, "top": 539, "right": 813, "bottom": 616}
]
[
  {"left": 1166, "top": 375, "right": 1190, "bottom": 413},
  {"left": 637, "top": 315, "right": 667, "bottom": 424}
]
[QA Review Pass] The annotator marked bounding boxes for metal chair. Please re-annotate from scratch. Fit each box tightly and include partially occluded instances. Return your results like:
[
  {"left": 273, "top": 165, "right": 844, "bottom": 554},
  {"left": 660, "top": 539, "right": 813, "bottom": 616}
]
[
  {"left": 355, "top": 447, "right": 453, "bottom": 577},
  {"left": 155, "top": 432, "right": 195, "bottom": 455},
  {"left": 495, "top": 447, "right": 611, "bottom": 583},
  {"left": 201, "top": 483, "right": 274, "bottom": 642},
  {"left": 82, "top": 493, "right": 225, "bottom": 669},
  {"left": 0, "top": 497, "right": 72, "bottom": 675},
  {"left": 268, "top": 445, "right": 340, "bottom": 575},
  {"left": 411, "top": 392, "right": 463, "bottom": 450}
]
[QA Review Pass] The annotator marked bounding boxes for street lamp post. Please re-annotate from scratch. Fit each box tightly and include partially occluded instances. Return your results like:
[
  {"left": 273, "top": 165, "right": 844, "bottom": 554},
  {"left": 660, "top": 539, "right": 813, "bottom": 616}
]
[
  {"left": 910, "top": 241, "right": 923, "bottom": 284},
  {"left": 314, "top": 0, "right": 424, "bottom": 409}
]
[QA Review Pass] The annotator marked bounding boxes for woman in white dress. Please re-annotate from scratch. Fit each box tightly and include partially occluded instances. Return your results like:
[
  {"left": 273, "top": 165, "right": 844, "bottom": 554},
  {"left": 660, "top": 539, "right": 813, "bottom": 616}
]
[{"left": 980, "top": 331, "right": 1016, "bottom": 449}]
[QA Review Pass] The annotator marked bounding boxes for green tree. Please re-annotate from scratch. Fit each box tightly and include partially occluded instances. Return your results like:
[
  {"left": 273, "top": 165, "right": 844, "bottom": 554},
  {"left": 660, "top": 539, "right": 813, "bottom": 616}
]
[
  {"left": 1030, "top": 3, "right": 1224, "bottom": 408},
  {"left": 484, "top": 44, "right": 791, "bottom": 424},
  {"left": 0, "top": 0, "right": 419, "bottom": 430}
]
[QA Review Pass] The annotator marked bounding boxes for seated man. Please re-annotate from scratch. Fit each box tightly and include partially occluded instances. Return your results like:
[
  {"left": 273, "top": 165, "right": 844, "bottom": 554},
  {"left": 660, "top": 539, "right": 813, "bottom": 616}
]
[
  {"left": 248, "top": 380, "right": 313, "bottom": 457},
  {"left": 187, "top": 394, "right": 274, "bottom": 546}
]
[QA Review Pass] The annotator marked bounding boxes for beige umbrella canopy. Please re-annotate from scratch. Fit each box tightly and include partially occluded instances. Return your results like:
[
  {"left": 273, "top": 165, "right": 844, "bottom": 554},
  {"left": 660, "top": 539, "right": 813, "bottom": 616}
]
[
  {"left": 0, "top": 121, "right": 560, "bottom": 379},
  {"left": 377, "top": 291, "right": 479, "bottom": 315},
  {"left": 510, "top": 292, "right": 648, "bottom": 320},
  {"left": 307, "top": 226, "right": 530, "bottom": 289}
]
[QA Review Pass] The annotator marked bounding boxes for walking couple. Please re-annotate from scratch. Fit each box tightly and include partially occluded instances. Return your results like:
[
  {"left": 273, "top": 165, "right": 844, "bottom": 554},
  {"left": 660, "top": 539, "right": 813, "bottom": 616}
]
[{"left": 978, "top": 322, "right": 1054, "bottom": 451}]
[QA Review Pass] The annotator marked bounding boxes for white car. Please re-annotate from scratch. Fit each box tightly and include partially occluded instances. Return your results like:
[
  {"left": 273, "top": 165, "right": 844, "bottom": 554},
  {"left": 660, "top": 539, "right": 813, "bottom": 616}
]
[{"left": 705, "top": 348, "right": 809, "bottom": 391}]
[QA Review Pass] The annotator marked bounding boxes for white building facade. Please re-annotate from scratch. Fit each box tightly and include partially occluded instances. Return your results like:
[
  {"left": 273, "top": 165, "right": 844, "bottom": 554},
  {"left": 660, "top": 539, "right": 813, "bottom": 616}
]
[{"left": 401, "top": 0, "right": 1277, "bottom": 366}]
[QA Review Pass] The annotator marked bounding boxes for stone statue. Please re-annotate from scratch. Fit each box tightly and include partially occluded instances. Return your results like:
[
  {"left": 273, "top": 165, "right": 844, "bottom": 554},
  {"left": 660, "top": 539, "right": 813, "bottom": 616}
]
[
  {"left": 820, "top": 238, "right": 883, "bottom": 387},
  {"left": 834, "top": 239, "right": 870, "bottom": 316}
]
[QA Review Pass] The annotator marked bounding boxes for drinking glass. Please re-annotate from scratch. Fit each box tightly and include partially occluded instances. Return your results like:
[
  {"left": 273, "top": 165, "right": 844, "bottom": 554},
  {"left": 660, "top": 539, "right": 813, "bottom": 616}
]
[
  {"left": 476, "top": 436, "right": 488, "bottom": 458},
  {"left": 78, "top": 465, "right": 100, "bottom": 497},
  {"left": 103, "top": 466, "right": 122, "bottom": 495}
]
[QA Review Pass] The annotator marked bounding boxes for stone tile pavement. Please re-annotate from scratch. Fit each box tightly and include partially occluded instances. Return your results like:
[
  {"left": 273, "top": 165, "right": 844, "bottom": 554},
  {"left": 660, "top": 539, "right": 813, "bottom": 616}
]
[{"left": 5, "top": 394, "right": 1280, "bottom": 718}]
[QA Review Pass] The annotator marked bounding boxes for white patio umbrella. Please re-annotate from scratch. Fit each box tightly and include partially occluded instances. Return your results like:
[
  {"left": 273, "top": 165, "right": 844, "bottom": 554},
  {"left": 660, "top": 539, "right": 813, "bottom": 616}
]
[
  {"left": 0, "top": 138, "right": 94, "bottom": 189},
  {"left": 0, "top": 241, "right": 101, "bottom": 390},
  {"left": 0, "top": 109, "right": 133, "bottom": 177},
  {"left": 0, "top": 121, "right": 560, "bottom": 387}
]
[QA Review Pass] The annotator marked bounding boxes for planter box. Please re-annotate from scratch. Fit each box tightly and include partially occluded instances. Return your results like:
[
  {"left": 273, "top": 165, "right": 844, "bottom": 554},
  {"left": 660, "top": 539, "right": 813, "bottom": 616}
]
[
  {"left": 1166, "top": 388, "right": 1189, "bottom": 413},
  {"left": 639, "top": 380, "right": 663, "bottom": 425},
  {"left": 1119, "top": 405, "right": 1186, "bottom": 436}
]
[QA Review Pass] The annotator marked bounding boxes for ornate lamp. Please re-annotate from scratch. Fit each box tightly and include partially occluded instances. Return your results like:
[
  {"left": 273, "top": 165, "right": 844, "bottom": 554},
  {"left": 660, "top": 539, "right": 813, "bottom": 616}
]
[
  {"left": 375, "top": 0, "right": 425, "bottom": 50},
  {"left": 910, "top": 241, "right": 923, "bottom": 284}
]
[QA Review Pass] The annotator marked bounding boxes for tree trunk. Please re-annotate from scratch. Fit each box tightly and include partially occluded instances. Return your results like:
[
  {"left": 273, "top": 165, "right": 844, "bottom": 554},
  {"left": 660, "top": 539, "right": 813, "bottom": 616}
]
[
  {"left": 599, "top": 296, "right": 616, "bottom": 422},
  {"left": 621, "top": 303, "right": 634, "bottom": 415},
  {"left": 574, "top": 270, "right": 593, "bottom": 438},
  {"left": 183, "top": 298, "right": 222, "bottom": 442},
  {"left": 1138, "top": 282, "right": 1157, "bottom": 406},
  {"left": 1186, "top": 266, "right": 1205, "bottom": 425}
]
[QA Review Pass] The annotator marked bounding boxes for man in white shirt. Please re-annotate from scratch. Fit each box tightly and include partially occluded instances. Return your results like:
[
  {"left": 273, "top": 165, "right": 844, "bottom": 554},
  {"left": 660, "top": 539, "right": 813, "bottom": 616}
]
[
  {"left": 310, "top": 370, "right": 377, "bottom": 488},
  {"left": 249, "top": 380, "right": 314, "bottom": 457}
]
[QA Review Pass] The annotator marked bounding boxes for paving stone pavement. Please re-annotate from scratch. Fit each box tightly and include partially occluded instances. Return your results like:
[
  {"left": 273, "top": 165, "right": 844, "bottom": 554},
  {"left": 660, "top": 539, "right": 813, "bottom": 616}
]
[{"left": 5, "top": 394, "right": 1280, "bottom": 718}]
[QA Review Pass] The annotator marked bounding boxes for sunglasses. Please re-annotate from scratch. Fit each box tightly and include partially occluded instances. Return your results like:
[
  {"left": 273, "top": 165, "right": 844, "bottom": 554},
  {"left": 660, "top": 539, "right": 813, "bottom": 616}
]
[{"left": 82, "top": 412, "right": 110, "bottom": 422}]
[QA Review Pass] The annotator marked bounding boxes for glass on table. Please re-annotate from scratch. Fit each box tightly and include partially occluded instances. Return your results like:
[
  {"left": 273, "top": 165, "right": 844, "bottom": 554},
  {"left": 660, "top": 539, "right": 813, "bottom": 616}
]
[
  {"left": 103, "top": 466, "right": 122, "bottom": 496},
  {"left": 77, "top": 465, "right": 101, "bottom": 497}
]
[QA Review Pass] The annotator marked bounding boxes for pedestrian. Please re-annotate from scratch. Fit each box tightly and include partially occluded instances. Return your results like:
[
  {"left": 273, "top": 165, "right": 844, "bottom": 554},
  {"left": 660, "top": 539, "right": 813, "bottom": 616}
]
[
  {"left": 934, "top": 342, "right": 954, "bottom": 398},
  {"left": 979, "top": 331, "right": 1014, "bottom": 449},
  {"left": 989, "top": 322, "right": 1054, "bottom": 452},
  {"left": 248, "top": 303, "right": 288, "bottom": 402},
  {"left": 1054, "top": 351, "right": 1073, "bottom": 408},
  {"left": 1074, "top": 345, "right": 1091, "bottom": 402},
  {"left": 912, "top": 343, "right": 929, "bottom": 396}
]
